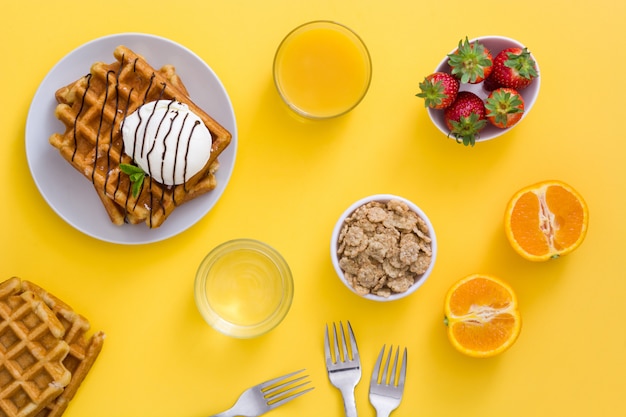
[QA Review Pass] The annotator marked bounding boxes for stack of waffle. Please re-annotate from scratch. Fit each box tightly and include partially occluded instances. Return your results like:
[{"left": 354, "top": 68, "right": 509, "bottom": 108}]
[
  {"left": 50, "top": 45, "right": 232, "bottom": 228},
  {"left": 0, "top": 278, "right": 104, "bottom": 417}
]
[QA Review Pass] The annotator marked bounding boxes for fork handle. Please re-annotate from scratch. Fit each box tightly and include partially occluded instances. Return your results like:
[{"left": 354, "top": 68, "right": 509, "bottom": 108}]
[
  {"left": 339, "top": 386, "right": 358, "bottom": 417},
  {"left": 207, "top": 410, "right": 237, "bottom": 417},
  {"left": 373, "top": 404, "right": 395, "bottom": 417}
]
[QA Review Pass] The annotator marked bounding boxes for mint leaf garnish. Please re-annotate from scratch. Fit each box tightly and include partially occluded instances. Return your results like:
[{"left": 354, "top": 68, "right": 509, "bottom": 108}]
[{"left": 119, "top": 163, "right": 146, "bottom": 198}]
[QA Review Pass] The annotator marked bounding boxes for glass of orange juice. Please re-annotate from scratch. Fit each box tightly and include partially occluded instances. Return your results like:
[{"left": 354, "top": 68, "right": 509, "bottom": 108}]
[{"left": 273, "top": 20, "right": 372, "bottom": 119}]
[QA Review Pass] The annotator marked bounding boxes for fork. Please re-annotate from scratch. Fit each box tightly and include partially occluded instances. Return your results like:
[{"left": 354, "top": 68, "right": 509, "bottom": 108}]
[
  {"left": 324, "top": 321, "right": 362, "bottom": 417},
  {"left": 208, "top": 369, "right": 313, "bottom": 417},
  {"left": 369, "top": 345, "right": 408, "bottom": 417}
]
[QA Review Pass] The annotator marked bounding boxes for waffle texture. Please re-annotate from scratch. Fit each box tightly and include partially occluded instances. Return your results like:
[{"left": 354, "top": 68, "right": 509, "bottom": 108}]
[
  {"left": 50, "top": 45, "right": 232, "bottom": 228},
  {"left": 0, "top": 278, "right": 104, "bottom": 417}
]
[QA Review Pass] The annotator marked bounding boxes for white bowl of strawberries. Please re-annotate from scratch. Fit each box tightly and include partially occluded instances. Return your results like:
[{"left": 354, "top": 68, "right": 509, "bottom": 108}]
[{"left": 417, "top": 36, "right": 540, "bottom": 146}]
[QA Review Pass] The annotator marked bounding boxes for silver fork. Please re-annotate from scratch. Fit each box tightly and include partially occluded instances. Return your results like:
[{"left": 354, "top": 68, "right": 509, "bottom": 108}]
[
  {"left": 369, "top": 345, "right": 408, "bottom": 417},
  {"left": 324, "top": 321, "right": 362, "bottom": 417},
  {"left": 208, "top": 369, "right": 313, "bottom": 417}
]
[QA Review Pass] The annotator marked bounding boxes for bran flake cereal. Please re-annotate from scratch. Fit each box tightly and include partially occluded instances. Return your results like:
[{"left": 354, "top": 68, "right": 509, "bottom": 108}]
[{"left": 337, "top": 199, "right": 432, "bottom": 297}]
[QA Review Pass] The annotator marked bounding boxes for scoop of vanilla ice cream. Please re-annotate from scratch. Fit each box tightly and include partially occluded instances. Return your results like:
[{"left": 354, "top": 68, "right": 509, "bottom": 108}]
[{"left": 121, "top": 100, "right": 212, "bottom": 185}]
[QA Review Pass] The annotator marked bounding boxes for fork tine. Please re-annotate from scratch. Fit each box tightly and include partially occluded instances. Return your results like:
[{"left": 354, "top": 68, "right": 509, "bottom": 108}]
[
  {"left": 389, "top": 346, "right": 400, "bottom": 386},
  {"left": 266, "top": 378, "right": 312, "bottom": 401},
  {"left": 383, "top": 345, "right": 394, "bottom": 385},
  {"left": 372, "top": 346, "right": 408, "bottom": 387},
  {"left": 325, "top": 321, "right": 359, "bottom": 364},
  {"left": 268, "top": 385, "right": 315, "bottom": 409},
  {"left": 334, "top": 322, "right": 343, "bottom": 362},
  {"left": 259, "top": 369, "right": 304, "bottom": 389},
  {"left": 369, "top": 346, "right": 408, "bottom": 414},
  {"left": 324, "top": 324, "right": 331, "bottom": 363},
  {"left": 371, "top": 344, "right": 385, "bottom": 383},
  {"left": 346, "top": 321, "right": 359, "bottom": 362},
  {"left": 398, "top": 347, "right": 408, "bottom": 389},
  {"left": 264, "top": 374, "right": 307, "bottom": 396},
  {"left": 262, "top": 369, "right": 314, "bottom": 408}
]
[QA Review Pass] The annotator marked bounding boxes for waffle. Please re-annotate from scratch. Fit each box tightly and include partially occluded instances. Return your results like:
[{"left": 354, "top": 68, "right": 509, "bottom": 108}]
[
  {"left": 50, "top": 45, "right": 232, "bottom": 228},
  {"left": 0, "top": 278, "right": 70, "bottom": 417},
  {"left": 0, "top": 278, "right": 105, "bottom": 417}
]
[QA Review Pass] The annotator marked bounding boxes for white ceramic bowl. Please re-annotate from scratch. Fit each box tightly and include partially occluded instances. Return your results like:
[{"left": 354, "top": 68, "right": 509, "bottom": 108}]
[
  {"left": 426, "top": 35, "right": 541, "bottom": 143},
  {"left": 330, "top": 194, "right": 437, "bottom": 302}
]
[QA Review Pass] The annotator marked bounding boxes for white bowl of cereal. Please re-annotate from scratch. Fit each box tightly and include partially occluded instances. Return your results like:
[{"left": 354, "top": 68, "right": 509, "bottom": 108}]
[{"left": 331, "top": 194, "right": 437, "bottom": 301}]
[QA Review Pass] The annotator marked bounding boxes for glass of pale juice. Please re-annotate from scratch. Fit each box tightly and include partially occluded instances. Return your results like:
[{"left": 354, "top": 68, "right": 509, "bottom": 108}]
[
  {"left": 194, "top": 239, "right": 293, "bottom": 338},
  {"left": 273, "top": 20, "right": 372, "bottom": 119}
]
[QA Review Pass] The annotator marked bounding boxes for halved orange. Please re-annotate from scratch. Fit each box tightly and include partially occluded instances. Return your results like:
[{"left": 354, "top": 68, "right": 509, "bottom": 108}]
[
  {"left": 504, "top": 180, "right": 589, "bottom": 262},
  {"left": 444, "top": 274, "right": 521, "bottom": 358}
]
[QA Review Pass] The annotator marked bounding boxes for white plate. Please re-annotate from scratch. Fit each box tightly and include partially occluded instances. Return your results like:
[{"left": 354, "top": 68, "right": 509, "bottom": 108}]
[{"left": 25, "top": 33, "right": 237, "bottom": 244}]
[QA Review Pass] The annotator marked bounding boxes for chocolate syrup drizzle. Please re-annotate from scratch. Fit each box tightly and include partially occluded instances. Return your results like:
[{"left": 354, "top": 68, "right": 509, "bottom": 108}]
[
  {"left": 71, "top": 73, "right": 92, "bottom": 163},
  {"left": 104, "top": 63, "right": 123, "bottom": 192},
  {"left": 92, "top": 70, "right": 115, "bottom": 184},
  {"left": 154, "top": 100, "right": 176, "bottom": 185},
  {"left": 117, "top": 88, "right": 134, "bottom": 218},
  {"left": 183, "top": 121, "right": 201, "bottom": 190},
  {"left": 71, "top": 53, "right": 204, "bottom": 227}
]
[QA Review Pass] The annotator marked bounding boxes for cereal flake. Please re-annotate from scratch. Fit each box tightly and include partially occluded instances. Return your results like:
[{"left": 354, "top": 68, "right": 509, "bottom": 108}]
[{"left": 336, "top": 199, "right": 433, "bottom": 297}]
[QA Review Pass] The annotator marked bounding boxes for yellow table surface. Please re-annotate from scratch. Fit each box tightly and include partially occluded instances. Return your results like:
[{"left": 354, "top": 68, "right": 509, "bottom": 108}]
[{"left": 2, "top": 1, "right": 625, "bottom": 416}]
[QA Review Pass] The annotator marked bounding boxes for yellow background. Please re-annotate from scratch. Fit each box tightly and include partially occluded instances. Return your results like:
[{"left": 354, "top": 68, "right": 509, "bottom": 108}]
[{"left": 2, "top": 0, "right": 625, "bottom": 416}]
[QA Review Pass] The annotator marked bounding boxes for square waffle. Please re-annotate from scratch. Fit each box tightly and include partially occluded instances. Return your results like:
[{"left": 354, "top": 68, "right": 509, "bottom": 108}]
[
  {"left": 50, "top": 45, "right": 232, "bottom": 228},
  {"left": 0, "top": 278, "right": 70, "bottom": 417},
  {"left": 0, "top": 278, "right": 104, "bottom": 417}
]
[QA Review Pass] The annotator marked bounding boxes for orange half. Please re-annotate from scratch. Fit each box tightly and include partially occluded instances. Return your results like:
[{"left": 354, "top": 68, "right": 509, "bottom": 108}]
[
  {"left": 444, "top": 274, "right": 521, "bottom": 358},
  {"left": 504, "top": 180, "right": 589, "bottom": 262}
]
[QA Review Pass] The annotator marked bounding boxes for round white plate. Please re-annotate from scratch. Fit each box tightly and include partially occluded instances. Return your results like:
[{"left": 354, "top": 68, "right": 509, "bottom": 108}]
[{"left": 25, "top": 33, "right": 237, "bottom": 245}]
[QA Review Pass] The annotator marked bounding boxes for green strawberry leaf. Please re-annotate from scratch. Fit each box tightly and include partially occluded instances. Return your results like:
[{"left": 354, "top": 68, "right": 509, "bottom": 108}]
[
  {"left": 447, "top": 37, "right": 493, "bottom": 84},
  {"left": 504, "top": 48, "right": 538, "bottom": 80},
  {"left": 448, "top": 113, "right": 487, "bottom": 147},
  {"left": 119, "top": 163, "right": 146, "bottom": 198}
]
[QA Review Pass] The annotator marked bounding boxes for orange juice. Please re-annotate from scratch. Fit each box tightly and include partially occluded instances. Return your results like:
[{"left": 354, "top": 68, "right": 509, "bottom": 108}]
[{"left": 274, "top": 21, "right": 371, "bottom": 119}]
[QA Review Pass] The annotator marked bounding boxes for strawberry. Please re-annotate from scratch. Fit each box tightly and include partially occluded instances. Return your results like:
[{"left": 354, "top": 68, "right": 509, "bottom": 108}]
[
  {"left": 416, "top": 72, "right": 460, "bottom": 109},
  {"left": 485, "top": 88, "right": 525, "bottom": 128},
  {"left": 489, "top": 47, "right": 538, "bottom": 90},
  {"left": 443, "top": 91, "right": 487, "bottom": 146},
  {"left": 447, "top": 37, "right": 493, "bottom": 84},
  {"left": 482, "top": 74, "right": 501, "bottom": 91}
]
